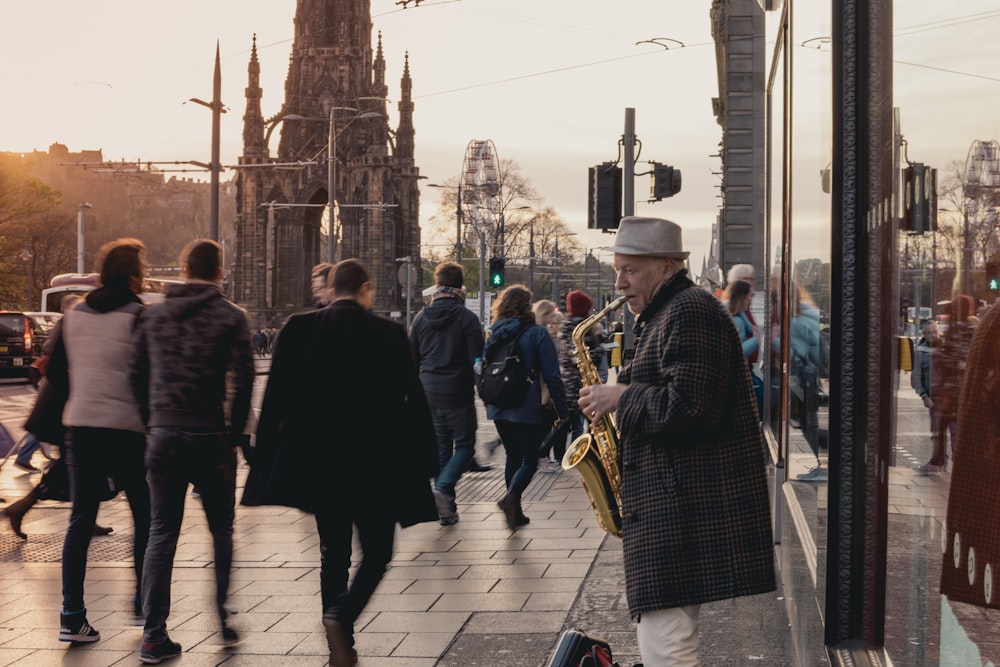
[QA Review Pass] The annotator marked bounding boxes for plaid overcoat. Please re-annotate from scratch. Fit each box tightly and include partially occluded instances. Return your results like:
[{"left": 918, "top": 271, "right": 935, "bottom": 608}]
[{"left": 616, "top": 271, "right": 775, "bottom": 616}]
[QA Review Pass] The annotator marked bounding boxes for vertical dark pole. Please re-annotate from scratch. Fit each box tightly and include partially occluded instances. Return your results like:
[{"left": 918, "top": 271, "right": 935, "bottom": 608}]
[
  {"left": 528, "top": 219, "right": 535, "bottom": 294},
  {"left": 456, "top": 183, "right": 463, "bottom": 263},
  {"left": 210, "top": 41, "right": 222, "bottom": 242}
]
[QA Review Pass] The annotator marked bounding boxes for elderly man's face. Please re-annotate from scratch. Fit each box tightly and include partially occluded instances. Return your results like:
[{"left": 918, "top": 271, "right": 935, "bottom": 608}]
[{"left": 614, "top": 254, "right": 676, "bottom": 315}]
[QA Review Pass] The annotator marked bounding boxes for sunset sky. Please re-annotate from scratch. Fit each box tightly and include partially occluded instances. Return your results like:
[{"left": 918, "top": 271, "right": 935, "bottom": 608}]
[{"left": 2, "top": 1, "right": 998, "bottom": 268}]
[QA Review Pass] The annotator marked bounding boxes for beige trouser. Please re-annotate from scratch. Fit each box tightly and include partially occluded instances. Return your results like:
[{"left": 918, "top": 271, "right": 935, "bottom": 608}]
[{"left": 636, "top": 604, "right": 701, "bottom": 667}]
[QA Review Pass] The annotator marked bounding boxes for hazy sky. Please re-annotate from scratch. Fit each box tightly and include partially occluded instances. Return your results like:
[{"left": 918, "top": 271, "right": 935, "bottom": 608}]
[{"left": 2, "top": 1, "right": 998, "bottom": 268}]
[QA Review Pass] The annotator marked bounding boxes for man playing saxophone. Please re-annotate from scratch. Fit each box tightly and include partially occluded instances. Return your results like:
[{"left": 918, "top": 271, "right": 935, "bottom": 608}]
[{"left": 577, "top": 217, "right": 775, "bottom": 667}]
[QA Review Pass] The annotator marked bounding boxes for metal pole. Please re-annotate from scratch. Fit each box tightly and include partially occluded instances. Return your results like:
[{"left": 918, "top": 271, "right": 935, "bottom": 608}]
[
  {"left": 623, "top": 108, "right": 636, "bottom": 217},
  {"left": 209, "top": 42, "right": 222, "bottom": 242},
  {"left": 77, "top": 202, "right": 91, "bottom": 273},
  {"left": 328, "top": 108, "right": 337, "bottom": 264},
  {"left": 528, "top": 219, "right": 535, "bottom": 294},
  {"left": 963, "top": 204, "right": 971, "bottom": 296},
  {"left": 405, "top": 256, "right": 412, "bottom": 330},
  {"left": 553, "top": 238, "right": 560, "bottom": 303},
  {"left": 622, "top": 107, "right": 637, "bottom": 352},
  {"left": 456, "top": 182, "right": 463, "bottom": 263},
  {"left": 583, "top": 249, "right": 589, "bottom": 294},
  {"left": 479, "top": 229, "right": 486, "bottom": 325},
  {"left": 499, "top": 209, "right": 505, "bottom": 261}
]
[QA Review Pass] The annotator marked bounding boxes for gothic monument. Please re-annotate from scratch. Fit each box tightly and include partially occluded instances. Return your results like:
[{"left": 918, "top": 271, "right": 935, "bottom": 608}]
[{"left": 235, "top": 0, "right": 421, "bottom": 325}]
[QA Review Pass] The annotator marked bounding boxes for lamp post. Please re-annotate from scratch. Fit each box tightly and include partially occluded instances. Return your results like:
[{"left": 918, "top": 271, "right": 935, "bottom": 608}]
[
  {"left": 528, "top": 218, "right": 535, "bottom": 294},
  {"left": 283, "top": 109, "right": 381, "bottom": 263},
  {"left": 19, "top": 238, "right": 34, "bottom": 309},
  {"left": 77, "top": 202, "right": 92, "bottom": 273},
  {"left": 186, "top": 42, "right": 227, "bottom": 241}
]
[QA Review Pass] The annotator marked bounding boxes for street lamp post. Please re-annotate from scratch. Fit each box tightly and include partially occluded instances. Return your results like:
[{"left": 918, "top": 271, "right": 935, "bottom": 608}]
[
  {"left": 20, "top": 238, "right": 34, "bottom": 309},
  {"left": 528, "top": 219, "right": 535, "bottom": 294},
  {"left": 553, "top": 237, "right": 560, "bottom": 303},
  {"left": 77, "top": 202, "right": 92, "bottom": 273},
  {"left": 187, "top": 42, "right": 227, "bottom": 241}
]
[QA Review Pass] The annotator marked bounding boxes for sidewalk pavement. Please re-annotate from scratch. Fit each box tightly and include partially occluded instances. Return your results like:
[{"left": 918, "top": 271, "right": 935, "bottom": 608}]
[{"left": 0, "top": 372, "right": 792, "bottom": 666}]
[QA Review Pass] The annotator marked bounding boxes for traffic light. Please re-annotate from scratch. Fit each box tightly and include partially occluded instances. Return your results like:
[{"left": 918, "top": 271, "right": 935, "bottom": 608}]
[
  {"left": 588, "top": 162, "right": 622, "bottom": 230},
  {"left": 902, "top": 163, "right": 938, "bottom": 234},
  {"left": 651, "top": 163, "right": 682, "bottom": 201},
  {"left": 488, "top": 257, "right": 505, "bottom": 289},
  {"left": 987, "top": 258, "right": 1000, "bottom": 292}
]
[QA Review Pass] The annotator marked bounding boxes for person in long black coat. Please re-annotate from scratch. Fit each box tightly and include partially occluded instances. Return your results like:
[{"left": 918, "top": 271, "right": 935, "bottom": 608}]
[{"left": 242, "top": 259, "right": 437, "bottom": 667}]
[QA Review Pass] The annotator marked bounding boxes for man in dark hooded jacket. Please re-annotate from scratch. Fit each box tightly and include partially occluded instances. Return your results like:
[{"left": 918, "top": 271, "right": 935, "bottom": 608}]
[
  {"left": 129, "top": 239, "right": 255, "bottom": 662},
  {"left": 408, "top": 261, "right": 485, "bottom": 525}
]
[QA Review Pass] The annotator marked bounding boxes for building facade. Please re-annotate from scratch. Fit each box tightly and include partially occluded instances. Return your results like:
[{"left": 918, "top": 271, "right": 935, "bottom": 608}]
[{"left": 234, "top": 0, "right": 421, "bottom": 326}]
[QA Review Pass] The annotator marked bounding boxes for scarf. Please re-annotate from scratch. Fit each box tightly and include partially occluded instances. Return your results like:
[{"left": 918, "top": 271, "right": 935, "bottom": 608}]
[{"left": 433, "top": 285, "right": 466, "bottom": 304}]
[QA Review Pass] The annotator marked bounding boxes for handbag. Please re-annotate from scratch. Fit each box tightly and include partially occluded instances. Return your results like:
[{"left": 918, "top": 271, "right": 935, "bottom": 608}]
[
  {"left": 23, "top": 378, "right": 68, "bottom": 447},
  {"left": 37, "top": 455, "right": 120, "bottom": 503},
  {"left": 36, "top": 457, "right": 70, "bottom": 502}
]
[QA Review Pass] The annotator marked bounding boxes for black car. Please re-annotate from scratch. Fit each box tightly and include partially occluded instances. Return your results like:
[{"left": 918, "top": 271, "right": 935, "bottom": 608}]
[{"left": 0, "top": 312, "right": 61, "bottom": 379}]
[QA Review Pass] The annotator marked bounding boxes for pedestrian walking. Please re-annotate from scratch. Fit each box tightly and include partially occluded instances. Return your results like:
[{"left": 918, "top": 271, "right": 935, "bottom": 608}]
[
  {"left": 559, "top": 290, "right": 602, "bottom": 441},
  {"left": 311, "top": 262, "right": 334, "bottom": 307},
  {"left": 409, "top": 261, "right": 484, "bottom": 525},
  {"left": 533, "top": 300, "right": 567, "bottom": 472},
  {"left": 578, "top": 217, "right": 775, "bottom": 667},
  {"left": 6, "top": 296, "right": 113, "bottom": 540},
  {"left": 129, "top": 239, "right": 255, "bottom": 662},
  {"left": 242, "top": 258, "right": 438, "bottom": 667},
  {"left": 724, "top": 263, "right": 760, "bottom": 365},
  {"left": 915, "top": 295, "right": 977, "bottom": 475},
  {"left": 483, "top": 285, "right": 568, "bottom": 530},
  {"left": 910, "top": 320, "right": 939, "bottom": 439},
  {"left": 45, "top": 238, "right": 152, "bottom": 645}
]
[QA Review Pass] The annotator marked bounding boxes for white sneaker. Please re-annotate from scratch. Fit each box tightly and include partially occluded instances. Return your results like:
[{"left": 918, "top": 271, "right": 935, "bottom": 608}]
[{"left": 796, "top": 466, "right": 828, "bottom": 482}]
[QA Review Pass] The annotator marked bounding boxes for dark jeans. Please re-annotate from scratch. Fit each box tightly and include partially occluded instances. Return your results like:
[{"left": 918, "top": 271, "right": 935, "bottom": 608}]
[
  {"left": 315, "top": 506, "right": 395, "bottom": 638},
  {"left": 15, "top": 432, "right": 41, "bottom": 466},
  {"left": 431, "top": 400, "right": 477, "bottom": 496},
  {"left": 495, "top": 420, "right": 549, "bottom": 496},
  {"left": 537, "top": 408, "right": 570, "bottom": 462},
  {"left": 62, "top": 427, "right": 150, "bottom": 614},
  {"left": 141, "top": 427, "right": 236, "bottom": 641}
]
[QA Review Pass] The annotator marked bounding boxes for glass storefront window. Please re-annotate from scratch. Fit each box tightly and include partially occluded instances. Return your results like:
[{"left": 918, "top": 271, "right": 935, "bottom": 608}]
[{"left": 763, "top": 1, "right": 1000, "bottom": 663}]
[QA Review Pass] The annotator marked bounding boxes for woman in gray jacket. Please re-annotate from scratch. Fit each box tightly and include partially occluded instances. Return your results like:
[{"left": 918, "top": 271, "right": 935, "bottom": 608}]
[{"left": 47, "top": 238, "right": 151, "bottom": 644}]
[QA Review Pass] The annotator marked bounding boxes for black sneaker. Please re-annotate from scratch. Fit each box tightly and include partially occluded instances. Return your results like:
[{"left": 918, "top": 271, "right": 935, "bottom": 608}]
[
  {"left": 139, "top": 637, "right": 182, "bottom": 664},
  {"left": 221, "top": 625, "right": 240, "bottom": 647},
  {"left": 58, "top": 610, "right": 100, "bottom": 643}
]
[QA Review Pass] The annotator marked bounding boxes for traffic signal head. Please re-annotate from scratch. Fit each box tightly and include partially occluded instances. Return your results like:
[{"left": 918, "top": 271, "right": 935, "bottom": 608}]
[
  {"left": 987, "top": 259, "right": 1000, "bottom": 292},
  {"left": 488, "top": 257, "right": 505, "bottom": 288},
  {"left": 588, "top": 162, "right": 623, "bottom": 230},
  {"left": 651, "top": 163, "right": 682, "bottom": 201}
]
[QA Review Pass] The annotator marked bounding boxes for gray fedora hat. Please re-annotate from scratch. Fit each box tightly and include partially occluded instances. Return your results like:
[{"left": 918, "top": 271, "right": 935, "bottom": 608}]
[{"left": 611, "top": 216, "right": 690, "bottom": 260}]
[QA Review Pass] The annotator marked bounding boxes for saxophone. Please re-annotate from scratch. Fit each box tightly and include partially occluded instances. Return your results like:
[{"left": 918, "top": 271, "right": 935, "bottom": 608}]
[{"left": 561, "top": 294, "right": 630, "bottom": 537}]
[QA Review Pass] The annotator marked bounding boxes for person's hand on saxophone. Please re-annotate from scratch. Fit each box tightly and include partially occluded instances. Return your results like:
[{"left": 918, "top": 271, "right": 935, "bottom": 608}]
[{"left": 578, "top": 383, "right": 626, "bottom": 422}]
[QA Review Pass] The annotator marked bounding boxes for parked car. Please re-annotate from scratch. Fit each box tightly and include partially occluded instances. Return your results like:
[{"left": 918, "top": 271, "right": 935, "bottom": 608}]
[{"left": 0, "top": 312, "right": 61, "bottom": 379}]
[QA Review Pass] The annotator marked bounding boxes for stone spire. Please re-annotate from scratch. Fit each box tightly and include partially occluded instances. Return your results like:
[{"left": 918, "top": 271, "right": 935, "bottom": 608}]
[
  {"left": 396, "top": 51, "right": 414, "bottom": 162},
  {"left": 241, "top": 34, "right": 266, "bottom": 161}
]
